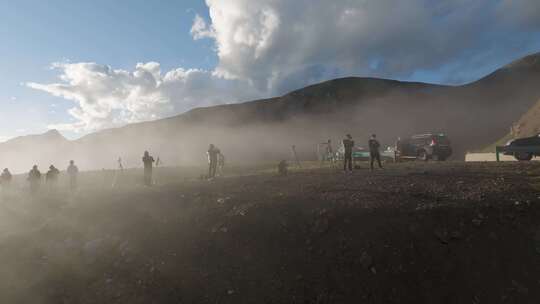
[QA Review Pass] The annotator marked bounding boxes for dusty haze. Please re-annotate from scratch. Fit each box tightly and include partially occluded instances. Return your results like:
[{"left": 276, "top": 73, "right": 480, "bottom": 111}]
[{"left": 2, "top": 52, "right": 540, "bottom": 173}]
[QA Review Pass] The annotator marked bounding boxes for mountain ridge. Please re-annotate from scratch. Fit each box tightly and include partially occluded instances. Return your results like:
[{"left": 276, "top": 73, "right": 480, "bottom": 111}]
[{"left": 2, "top": 52, "right": 540, "bottom": 173}]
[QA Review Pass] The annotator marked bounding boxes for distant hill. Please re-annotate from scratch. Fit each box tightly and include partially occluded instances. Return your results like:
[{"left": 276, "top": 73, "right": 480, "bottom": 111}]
[
  {"left": 480, "top": 98, "right": 540, "bottom": 152},
  {"left": 511, "top": 98, "right": 540, "bottom": 138},
  {"left": 2, "top": 52, "right": 540, "bottom": 172}
]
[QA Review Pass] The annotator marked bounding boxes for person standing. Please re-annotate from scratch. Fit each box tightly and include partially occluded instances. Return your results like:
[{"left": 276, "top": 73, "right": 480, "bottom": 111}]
[
  {"left": 46, "top": 165, "right": 60, "bottom": 192},
  {"left": 67, "top": 160, "right": 79, "bottom": 191},
  {"left": 369, "top": 134, "right": 383, "bottom": 171},
  {"left": 207, "top": 144, "right": 220, "bottom": 179},
  {"left": 46, "top": 165, "right": 60, "bottom": 183},
  {"left": 342, "top": 134, "right": 354, "bottom": 172},
  {"left": 28, "top": 165, "right": 42, "bottom": 194},
  {"left": 1, "top": 168, "right": 12, "bottom": 186},
  {"left": 142, "top": 151, "right": 155, "bottom": 186}
]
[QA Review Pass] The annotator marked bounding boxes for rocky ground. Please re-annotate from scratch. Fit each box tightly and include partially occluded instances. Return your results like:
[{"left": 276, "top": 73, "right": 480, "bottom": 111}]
[{"left": 1, "top": 161, "right": 540, "bottom": 303}]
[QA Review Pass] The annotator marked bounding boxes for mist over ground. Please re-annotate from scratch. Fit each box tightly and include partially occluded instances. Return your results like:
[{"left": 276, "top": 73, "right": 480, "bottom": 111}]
[{"left": 2, "top": 52, "right": 540, "bottom": 173}]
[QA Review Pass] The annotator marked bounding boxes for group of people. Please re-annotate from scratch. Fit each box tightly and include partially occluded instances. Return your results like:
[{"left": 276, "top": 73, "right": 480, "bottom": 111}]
[
  {"left": 342, "top": 133, "right": 383, "bottom": 172},
  {"left": 0, "top": 160, "right": 79, "bottom": 194},
  {"left": 141, "top": 145, "right": 225, "bottom": 186},
  {"left": 2, "top": 135, "right": 380, "bottom": 193}
]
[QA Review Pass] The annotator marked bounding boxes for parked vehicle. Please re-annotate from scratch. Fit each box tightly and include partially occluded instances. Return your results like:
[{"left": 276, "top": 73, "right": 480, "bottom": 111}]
[
  {"left": 397, "top": 133, "right": 452, "bottom": 161},
  {"left": 503, "top": 133, "right": 540, "bottom": 161}
]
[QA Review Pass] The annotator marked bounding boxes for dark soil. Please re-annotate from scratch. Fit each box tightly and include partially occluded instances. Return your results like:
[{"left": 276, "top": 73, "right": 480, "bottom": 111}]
[{"left": 1, "top": 162, "right": 540, "bottom": 303}]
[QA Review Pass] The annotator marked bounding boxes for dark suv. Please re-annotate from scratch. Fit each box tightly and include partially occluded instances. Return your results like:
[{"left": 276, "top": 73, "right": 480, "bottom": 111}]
[
  {"left": 504, "top": 134, "right": 540, "bottom": 161},
  {"left": 397, "top": 133, "right": 452, "bottom": 161}
]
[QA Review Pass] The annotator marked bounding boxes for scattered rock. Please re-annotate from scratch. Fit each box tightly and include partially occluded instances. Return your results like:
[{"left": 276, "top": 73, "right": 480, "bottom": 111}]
[
  {"left": 472, "top": 218, "right": 483, "bottom": 227},
  {"left": 450, "top": 231, "right": 462, "bottom": 240},
  {"left": 512, "top": 280, "right": 528, "bottom": 295},
  {"left": 434, "top": 230, "right": 449, "bottom": 244},
  {"left": 358, "top": 251, "right": 373, "bottom": 269}
]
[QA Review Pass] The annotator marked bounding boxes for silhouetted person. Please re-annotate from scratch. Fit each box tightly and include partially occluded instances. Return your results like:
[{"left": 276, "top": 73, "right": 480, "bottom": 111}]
[
  {"left": 67, "top": 160, "right": 79, "bottom": 191},
  {"left": 278, "top": 160, "right": 288, "bottom": 176},
  {"left": 207, "top": 144, "right": 220, "bottom": 179},
  {"left": 46, "top": 165, "right": 60, "bottom": 183},
  {"left": 118, "top": 157, "right": 124, "bottom": 171},
  {"left": 28, "top": 165, "right": 42, "bottom": 194},
  {"left": 369, "top": 134, "right": 383, "bottom": 170},
  {"left": 1, "top": 168, "right": 12, "bottom": 187},
  {"left": 343, "top": 134, "right": 354, "bottom": 172},
  {"left": 142, "top": 151, "right": 155, "bottom": 186},
  {"left": 46, "top": 165, "right": 60, "bottom": 192}
]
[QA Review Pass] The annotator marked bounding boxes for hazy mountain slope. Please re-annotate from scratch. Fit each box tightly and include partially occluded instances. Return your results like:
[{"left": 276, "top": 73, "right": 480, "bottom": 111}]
[
  {"left": 512, "top": 98, "right": 540, "bottom": 138},
  {"left": 2, "top": 52, "right": 540, "bottom": 172},
  {"left": 0, "top": 130, "right": 70, "bottom": 173},
  {"left": 481, "top": 98, "right": 540, "bottom": 152}
]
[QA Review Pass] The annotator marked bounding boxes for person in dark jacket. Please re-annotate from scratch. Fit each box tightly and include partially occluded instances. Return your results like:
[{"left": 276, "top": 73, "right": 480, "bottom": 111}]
[
  {"left": 46, "top": 165, "right": 60, "bottom": 183},
  {"left": 46, "top": 165, "right": 60, "bottom": 192},
  {"left": 369, "top": 134, "right": 383, "bottom": 171},
  {"left": 342, "top": 134, "right": 354, "bottom": 172},
  {"left": 1, "top": 168, "right": 12, "bottom": 186},
  {"left": 142, "top": 151, "right": 155, "bottom": 186},
  {"left": 207, "top": 144, "right": 220, "bottom": 179},
  {"left": 28, "top": 165, "right": 42, "bottom": 194}
]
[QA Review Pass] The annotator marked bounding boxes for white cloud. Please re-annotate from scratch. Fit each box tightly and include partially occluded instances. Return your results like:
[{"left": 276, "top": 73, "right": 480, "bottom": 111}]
[
  {"left": 197, "top": 0, "right": 540, "bottom": 91},
  {"left": 28, "top": 62, "right": 259, "bottom": 132},
  {"left": 191, "top": 14, "right": 215, "bottom": 40},
  {"left": 28, "top": 0, "right": 540, "bottom": 132}
]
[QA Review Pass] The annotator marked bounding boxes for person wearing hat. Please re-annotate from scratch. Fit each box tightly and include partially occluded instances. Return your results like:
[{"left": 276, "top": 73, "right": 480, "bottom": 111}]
[
  {"left": 46, "top": 165, "right": 60, "bottom": 183},
  {"left": 342, "top": 134, "right": 354, "bottom": 172}
]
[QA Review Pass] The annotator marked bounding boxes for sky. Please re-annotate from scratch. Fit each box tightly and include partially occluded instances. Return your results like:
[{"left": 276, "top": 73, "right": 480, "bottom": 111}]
[{"left": 1, "top": 0, "right": 539, "bottom": 141}]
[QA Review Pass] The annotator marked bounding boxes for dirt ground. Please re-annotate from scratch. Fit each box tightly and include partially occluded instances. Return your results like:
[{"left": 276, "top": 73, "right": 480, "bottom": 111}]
[{"left": 1, "top": 161, "right": 540, "bottom": 303}]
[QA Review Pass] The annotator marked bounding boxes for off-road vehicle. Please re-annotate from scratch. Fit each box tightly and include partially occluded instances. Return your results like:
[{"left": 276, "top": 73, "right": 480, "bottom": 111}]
[
  {"left": 397, "top": 133, "right": 452, "bottom": 161},
  {"left": 504, "top": 134, "right": 540, "bottom": 161}
]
